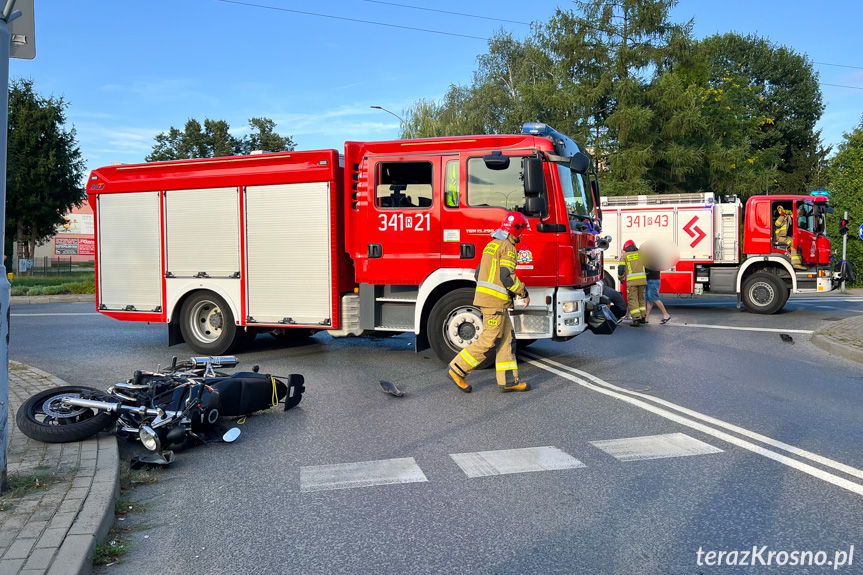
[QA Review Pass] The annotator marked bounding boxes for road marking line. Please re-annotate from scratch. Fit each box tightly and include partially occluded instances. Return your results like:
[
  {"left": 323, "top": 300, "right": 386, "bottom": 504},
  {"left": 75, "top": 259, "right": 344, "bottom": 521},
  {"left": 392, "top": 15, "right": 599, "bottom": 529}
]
[
  {"left": 10, "top": 313, "right": 102, "bottom": 316},
  {"left": 590, "top": 433, "right": 723, "bottom": 462},
  {"left": 519, "top": 352, "right": 863, "bottom": 497},
  {"left": 450, "top": 446, "right": 585, "bottom": 478},
  {"left": 814, "top": 305, "right": 841, "bottom": 310},
  {"left": 522, "top": 352, "right": 863, "bottom": 482},
  {"left": 662, "top": 323, "right": 813, "bottom": 334},
  {"left": 299, "top": 457, "right": 427, "bottom": 493}
]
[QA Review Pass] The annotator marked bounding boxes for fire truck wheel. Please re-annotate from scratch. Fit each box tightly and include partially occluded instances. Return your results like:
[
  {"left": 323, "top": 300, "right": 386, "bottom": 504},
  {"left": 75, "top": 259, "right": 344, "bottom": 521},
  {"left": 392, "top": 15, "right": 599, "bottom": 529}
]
[
  {"left": 180, "top": 291, "right": 246, "bottom": 355},
  {"left": 428, "top": 288, "right": 493, "bottom": 369},
  {"left": 741, "top": 272, "right": 788, "bottom": 315}
]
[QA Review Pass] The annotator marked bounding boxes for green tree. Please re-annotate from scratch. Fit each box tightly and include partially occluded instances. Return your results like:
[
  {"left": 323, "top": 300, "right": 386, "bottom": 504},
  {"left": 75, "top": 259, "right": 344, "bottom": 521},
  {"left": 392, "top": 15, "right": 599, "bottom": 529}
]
[
  {"left": 245, "top": 117, "right": 296, "bottom": 153},
  {"left": 827, "top": 120, "right": 863, "bottom": 284},
  {"left": 700, "top": 33, "right": 825, "bottom": 194},
  {"left": 6, "top": 78, "right": 86, "bottom": 266},
  {"left": 146, "top": 116, "right": 294, "bottom": 162}
]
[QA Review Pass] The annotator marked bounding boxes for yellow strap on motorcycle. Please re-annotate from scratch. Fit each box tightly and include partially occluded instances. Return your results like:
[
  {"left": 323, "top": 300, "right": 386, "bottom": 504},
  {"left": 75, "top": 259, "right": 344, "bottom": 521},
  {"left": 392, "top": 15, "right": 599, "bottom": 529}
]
[
  {"left": 237, "top": 416, "right": 246, "bottom": 424},
  {"left": 271, "top": 375, "right": 279, "bottom": 407}
]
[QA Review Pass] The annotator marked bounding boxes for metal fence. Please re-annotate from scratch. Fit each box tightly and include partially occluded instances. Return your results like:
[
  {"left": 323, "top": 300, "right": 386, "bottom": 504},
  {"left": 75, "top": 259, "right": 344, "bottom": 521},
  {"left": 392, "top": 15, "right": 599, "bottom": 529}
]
[{"left": 19, "top": 256, "right": 79, "bottom": 275}]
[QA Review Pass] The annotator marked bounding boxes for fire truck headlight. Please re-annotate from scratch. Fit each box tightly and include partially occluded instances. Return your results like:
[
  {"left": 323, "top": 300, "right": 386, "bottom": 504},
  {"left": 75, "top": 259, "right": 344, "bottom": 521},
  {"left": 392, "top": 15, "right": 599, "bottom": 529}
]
[{"left": 563, "top": 302, "right": 578, "bottom": 313}]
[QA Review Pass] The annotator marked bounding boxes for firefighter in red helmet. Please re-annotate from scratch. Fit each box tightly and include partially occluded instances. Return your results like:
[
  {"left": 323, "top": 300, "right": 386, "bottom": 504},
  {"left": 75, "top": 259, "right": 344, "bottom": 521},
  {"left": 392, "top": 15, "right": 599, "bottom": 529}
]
[
  {"left": 448, "top": 212, "right": 531, "bottom": 393},
  {"left": 619, "top": 239, "right": 647, "bottom": 326}
]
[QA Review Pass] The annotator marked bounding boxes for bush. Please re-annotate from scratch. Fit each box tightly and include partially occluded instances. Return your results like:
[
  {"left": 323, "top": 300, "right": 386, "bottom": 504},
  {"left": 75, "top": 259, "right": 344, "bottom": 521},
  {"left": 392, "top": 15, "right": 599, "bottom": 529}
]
[
  {"left": 65, "top": 280, "right": 95, "bottom": 294},
  {"left": 10, "top": 286, "right": 28, "bottom": 296}
]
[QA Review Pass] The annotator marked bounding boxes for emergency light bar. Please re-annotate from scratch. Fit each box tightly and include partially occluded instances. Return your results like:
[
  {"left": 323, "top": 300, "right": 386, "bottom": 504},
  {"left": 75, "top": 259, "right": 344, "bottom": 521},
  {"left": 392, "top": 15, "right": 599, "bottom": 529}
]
[
  {"left": 522, "top": 122, "right": 581, "bottom": 159},
  {"left": 811, "top": 190, "right": 829, "bottom": 197}
]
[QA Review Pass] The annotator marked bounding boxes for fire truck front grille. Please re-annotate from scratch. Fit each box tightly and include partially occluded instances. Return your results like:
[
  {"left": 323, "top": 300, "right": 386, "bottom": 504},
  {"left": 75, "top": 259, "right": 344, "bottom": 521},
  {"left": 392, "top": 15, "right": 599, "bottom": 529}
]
[{"left": 512, "top": 313, "right": 551, "bottom": 336}]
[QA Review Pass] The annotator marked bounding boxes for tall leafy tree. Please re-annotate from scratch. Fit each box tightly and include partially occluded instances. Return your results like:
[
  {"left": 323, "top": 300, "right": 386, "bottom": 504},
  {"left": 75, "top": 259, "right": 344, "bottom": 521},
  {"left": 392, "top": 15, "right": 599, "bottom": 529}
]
[
  {"left": 699, "top": 33, "right": 825, "bottom": 194},
  {"left": 827, "top": 120, "right": 863, "bottom": 284},
  {"left": 6, "top": 78, "right": 86, "bottom": 265},
  {"left": 146, "top": 116, "right": 294, "bottom": 162}
]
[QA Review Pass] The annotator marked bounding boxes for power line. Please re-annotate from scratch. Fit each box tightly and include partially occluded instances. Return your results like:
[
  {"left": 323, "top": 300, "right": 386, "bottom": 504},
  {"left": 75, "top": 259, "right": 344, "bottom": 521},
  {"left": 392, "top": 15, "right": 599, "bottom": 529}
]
[
  {"left": 358, "top": 0, "right": 531, "bottom": 26},
  {"left": 213, "top": 0, "right": 487, "bottom": 40},
  {"left": 821, "top": 83, "right": 863, "bottom": 91},
  {"left": 814, "top": 61, "right": 863, "bottom": 70}
]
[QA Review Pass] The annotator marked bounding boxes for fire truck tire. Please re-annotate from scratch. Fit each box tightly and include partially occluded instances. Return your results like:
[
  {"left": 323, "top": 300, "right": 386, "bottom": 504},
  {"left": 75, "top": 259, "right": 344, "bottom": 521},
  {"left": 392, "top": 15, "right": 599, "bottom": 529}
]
[
  {"left": 180, "top": 291, "right": 246, "bottom": 355},
  {"left": 428, "top": 288, "right": 493, "bottom": 369},
  {"left": 741, "top": 272, "right": 788, "bottom": 315}
]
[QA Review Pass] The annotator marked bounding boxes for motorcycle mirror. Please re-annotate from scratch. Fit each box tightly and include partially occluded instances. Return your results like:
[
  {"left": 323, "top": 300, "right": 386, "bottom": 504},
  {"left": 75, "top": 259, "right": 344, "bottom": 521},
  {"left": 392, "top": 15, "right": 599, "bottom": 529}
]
[{"left": 222, "top": 428, "right": 241, "bottom": 443}]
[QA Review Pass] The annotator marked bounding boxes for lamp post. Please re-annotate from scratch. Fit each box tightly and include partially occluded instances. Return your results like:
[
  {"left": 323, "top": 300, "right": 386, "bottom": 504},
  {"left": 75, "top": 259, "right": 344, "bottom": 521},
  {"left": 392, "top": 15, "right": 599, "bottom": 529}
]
[{"left": 370, "top": 105, "right": 408, "bottom": 138}]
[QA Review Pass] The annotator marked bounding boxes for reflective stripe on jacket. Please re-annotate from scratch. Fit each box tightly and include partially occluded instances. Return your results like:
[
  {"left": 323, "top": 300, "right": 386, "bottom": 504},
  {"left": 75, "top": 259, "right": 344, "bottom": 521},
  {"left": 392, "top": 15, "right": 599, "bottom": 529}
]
[
  {"left": 624, "top": 250, "right": 647, "bottom": 287},
  {"left": 473, "top": 234, "right": 528, "bottom": 308}
]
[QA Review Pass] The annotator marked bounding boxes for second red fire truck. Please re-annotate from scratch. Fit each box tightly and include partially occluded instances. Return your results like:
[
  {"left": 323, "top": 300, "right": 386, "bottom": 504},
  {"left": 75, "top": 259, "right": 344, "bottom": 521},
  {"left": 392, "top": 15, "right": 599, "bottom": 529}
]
[
  {"left": 87, "top": 123, "right": 615, "bottom": 360},
  {"left": 601, "top": 191, "right": 841, "bottom": 313}
]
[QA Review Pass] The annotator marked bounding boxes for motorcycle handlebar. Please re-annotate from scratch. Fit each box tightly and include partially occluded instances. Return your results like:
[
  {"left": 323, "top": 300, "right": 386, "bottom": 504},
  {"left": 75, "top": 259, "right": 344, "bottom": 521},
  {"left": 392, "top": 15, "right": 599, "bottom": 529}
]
[{"left": 189, "top": 356, "right": 238, "bottom": 369}]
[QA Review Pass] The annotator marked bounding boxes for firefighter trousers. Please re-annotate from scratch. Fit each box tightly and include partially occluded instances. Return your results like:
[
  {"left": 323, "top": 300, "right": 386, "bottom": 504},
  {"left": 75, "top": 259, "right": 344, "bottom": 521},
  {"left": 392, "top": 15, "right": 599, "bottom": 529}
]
[
  {"left": 449, "top": 307, "right": 519, "bottom": 386},
  {"left": 627, "top": 284, "right": 647, "bottom": 321}
]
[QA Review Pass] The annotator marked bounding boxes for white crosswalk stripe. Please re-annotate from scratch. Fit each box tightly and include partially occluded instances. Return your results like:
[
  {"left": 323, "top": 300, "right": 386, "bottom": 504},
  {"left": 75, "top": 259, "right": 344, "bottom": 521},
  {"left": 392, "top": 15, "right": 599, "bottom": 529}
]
[
  {"left": 450, "top": 446, "right": 585, "bottom": 478},
  {"left": 300, "top": 457, "right": 427, "bottom": 493},
  {"left": 590, "top": 433, "right": 723, "bottom": 462}
]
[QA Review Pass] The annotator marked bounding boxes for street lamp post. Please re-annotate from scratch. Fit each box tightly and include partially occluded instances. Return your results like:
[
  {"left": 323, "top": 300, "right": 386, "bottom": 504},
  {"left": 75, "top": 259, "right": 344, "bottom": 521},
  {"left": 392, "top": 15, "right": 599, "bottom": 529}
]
[{"left": 370, "top": 105, "right": 408, "bottom": 138}]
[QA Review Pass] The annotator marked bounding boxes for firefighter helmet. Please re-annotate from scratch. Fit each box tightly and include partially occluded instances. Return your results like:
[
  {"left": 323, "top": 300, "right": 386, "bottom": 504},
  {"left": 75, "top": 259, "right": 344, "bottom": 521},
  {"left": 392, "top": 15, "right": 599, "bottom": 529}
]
[
  {"left": 500, "top": 212, "right": 530, "bottom": 238},
  {"left": 622, "top": 239, "right": 636, "bottom": 251}
]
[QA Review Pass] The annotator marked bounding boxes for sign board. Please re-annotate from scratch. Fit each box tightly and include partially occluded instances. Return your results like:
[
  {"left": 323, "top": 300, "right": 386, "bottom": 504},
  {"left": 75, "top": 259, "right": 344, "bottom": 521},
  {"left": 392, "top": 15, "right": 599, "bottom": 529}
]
[
  {"left": 8, "top": 0, "right": 35, "bottom": 60},
  {"left": 55, "top": 237, "right": 78, "bottom": 255},
  {"left": 18, "top": 259, "right": 32, "bottom": 273},
  {"left": 57, "top": 213, "right": 94, "bottom": 234},
  {"left": 78, "top": 238, "right": 95, "bottom": 255}
]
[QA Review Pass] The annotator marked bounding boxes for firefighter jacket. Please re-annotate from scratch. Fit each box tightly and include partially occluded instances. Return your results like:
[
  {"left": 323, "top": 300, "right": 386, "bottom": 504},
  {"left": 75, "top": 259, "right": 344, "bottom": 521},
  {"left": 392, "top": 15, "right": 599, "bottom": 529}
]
[
  {"left": 473, "top": 233, "right": 529, "bottom": 309},
  {"left": 621, "top": 249, "right": 647, "bottom": 287},
  {"left": 774, "top": 213, "right": 792, "bottom": 242}
]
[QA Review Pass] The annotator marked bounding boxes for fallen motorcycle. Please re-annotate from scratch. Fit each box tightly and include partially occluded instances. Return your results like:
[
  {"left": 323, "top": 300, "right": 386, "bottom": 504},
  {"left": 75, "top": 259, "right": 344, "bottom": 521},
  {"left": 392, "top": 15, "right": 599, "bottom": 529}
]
[{"left": 15, "top": 356, "right": 305, "bottom": 465}]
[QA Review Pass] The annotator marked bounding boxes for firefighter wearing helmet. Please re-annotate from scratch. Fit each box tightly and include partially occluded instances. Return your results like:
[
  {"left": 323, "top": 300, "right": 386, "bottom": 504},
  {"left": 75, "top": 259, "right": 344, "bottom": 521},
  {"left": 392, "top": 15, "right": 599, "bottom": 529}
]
[
  {"left": 448, "top": 212, "right": 531, "bottom": 393},
  {"left": 619, "top": 239, "right": 647, "bottom": 326},
  {"left": 774, "top": 206, "right": 806, "bottom": 270}
]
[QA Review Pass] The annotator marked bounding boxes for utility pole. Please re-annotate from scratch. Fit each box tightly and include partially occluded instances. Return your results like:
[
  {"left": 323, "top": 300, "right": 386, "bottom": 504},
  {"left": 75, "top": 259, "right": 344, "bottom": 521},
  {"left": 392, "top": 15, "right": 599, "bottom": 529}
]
[
  {"left": 0, "top": 0, "right": 34, "bottom": 494},
  {"left": 841, "top": 210, "right": 848, "bottom": 294}
]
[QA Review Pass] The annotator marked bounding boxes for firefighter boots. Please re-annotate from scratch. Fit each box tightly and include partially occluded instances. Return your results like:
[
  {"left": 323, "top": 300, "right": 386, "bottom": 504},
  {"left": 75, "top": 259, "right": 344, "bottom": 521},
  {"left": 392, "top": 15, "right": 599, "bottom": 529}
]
[
  {"left": 499, "top": 381, "right": 530, "bottom": 393},
  {"left": 448, "top": 369, "right": 472, "bottom": 393}
]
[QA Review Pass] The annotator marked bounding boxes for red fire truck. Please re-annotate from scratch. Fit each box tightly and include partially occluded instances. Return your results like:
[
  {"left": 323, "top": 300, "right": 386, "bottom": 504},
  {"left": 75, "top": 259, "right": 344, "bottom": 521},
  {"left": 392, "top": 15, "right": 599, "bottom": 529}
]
[
  {"left": 87, "top": 123, "right": 614, "bottom": 360},
  {"left": 600, "top": 191, "right": 841, "bottom": 314}
]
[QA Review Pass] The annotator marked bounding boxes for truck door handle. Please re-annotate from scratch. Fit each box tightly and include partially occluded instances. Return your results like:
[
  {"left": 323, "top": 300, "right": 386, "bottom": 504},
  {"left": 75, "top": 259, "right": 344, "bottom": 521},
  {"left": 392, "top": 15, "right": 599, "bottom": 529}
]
[
  {"left": 460, "top": 243, "right": 475, "bottom": 259},
  {"left": 368, "top": 244, "right": 383, "bottom": 258}
]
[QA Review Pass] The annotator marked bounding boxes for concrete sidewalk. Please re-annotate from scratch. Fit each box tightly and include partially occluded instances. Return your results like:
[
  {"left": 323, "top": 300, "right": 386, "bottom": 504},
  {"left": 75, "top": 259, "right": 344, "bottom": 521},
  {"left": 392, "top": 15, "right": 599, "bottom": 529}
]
[
  {"left": 812, "top": 314, "right": 863, "bottom": 364},
  {"left": 1, "top": 363, "right": 118, "bottom": 575}
]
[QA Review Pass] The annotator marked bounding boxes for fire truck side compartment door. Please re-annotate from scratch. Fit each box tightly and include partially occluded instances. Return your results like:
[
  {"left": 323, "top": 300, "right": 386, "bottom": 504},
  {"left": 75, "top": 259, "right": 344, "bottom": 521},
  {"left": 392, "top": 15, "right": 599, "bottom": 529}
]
[
  {"left": 97, "top": 191, "right": 162, "bottom": 311},
  {"left": 244, "top": 182, "right": 332, "bottom": 325},
  {"left": 165, "top": 187, "right": 239, "bottom": 277}
]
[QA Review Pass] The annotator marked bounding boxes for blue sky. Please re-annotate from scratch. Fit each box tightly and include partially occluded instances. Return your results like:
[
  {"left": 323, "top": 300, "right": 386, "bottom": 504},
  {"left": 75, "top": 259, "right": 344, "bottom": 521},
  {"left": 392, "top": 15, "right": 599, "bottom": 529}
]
[{"left": 11, "top": 0, "right": 863, "bottom": 176}]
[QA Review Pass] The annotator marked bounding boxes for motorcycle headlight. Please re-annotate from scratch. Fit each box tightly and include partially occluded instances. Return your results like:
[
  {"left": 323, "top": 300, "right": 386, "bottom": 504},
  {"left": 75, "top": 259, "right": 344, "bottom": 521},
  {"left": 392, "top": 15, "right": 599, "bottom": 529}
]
[{"left": 139, "top": 426, "right": 161, "bottom": 452}]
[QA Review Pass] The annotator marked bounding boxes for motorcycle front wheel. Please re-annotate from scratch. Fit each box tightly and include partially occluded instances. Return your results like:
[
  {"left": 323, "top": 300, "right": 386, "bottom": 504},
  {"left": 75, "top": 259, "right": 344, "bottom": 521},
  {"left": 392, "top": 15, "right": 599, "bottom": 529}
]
[{"left": 16, "top": 386, "right": 118, "bottom": 443}]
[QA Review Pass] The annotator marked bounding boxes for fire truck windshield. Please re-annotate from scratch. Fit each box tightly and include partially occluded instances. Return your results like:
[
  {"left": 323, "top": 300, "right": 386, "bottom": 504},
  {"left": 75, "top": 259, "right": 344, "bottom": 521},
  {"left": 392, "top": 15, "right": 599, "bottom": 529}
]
[{"left": 555, "top": 161, "right": 594, "bottom": 218}]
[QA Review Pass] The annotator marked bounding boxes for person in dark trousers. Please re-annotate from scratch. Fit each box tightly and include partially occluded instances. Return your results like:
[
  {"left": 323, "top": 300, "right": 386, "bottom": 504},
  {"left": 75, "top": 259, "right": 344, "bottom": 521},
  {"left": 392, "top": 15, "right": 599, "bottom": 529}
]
[
  {"left": 448, "top": 212, "right": 531, "bottom": 393},
  {"left": 644, "top": 268, "right": 671, "bottom": 324},
  {"left": 619, "top": 240, "right": 647, "bottom": 326}
]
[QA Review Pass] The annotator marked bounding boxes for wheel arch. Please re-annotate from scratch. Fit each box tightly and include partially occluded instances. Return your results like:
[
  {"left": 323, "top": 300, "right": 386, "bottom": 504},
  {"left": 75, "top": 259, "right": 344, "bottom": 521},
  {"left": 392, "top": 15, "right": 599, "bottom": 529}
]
[
  {"left": 736, "top": 257, "right": 795, "bottom": 292},
  {"left": 167, "top": 283, "right": 242, "bottom": 327},
  {"left": 414, "top": 268, "right": 477, "bottom": 337}
]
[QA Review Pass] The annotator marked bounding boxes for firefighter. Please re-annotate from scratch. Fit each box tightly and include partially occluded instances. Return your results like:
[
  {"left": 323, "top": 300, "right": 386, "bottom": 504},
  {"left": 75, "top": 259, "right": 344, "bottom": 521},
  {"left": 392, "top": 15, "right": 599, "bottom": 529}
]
[
  {"left": 620, "top": 240, "right": 647, "bottom": 326},
  {"left": 774, "top": 206, "right": 806, "bottom": 270},
  {"left": 448, "top": 212, "right": 531, "bottom": 393}
]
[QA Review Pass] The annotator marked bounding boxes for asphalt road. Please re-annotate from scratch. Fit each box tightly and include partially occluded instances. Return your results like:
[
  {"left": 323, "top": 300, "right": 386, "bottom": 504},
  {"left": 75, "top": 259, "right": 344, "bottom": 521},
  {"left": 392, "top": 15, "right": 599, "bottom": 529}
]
[{"left": 8, "top": 294, "right": 863, "bottom": 574}]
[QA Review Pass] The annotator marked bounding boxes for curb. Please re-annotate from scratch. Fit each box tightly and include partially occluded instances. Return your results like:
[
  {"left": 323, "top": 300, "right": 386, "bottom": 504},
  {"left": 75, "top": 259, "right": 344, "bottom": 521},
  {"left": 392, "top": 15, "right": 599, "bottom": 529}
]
[
  {"left": 9, "top": 295, "right": 96, "bottom": 305},
  {"left": 2, "top": 362, "right": 120, "bottom": 575},
  {"left": 811, "top": 333, "right": 863, "bottom": 364}
]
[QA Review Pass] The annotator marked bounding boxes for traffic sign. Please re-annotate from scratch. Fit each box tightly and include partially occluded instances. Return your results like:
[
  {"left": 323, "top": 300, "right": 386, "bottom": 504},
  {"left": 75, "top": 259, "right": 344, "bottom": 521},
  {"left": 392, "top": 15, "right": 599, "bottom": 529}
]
[{"left": 858, "top": 223, "right": 863, "bottom": 241}]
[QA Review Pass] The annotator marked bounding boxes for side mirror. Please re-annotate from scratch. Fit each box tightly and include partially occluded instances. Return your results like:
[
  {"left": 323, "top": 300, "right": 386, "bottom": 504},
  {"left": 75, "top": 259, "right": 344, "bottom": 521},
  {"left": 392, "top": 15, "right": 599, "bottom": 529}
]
[
  {"left": 523, "top": 158, "right": 545, "bottom": 195},
  {"left": 483, "top": 151, "right": 510, "bottom": 170},
  {"left": 569, "top": 152, "right": 590, "bottom": 175},
  {"left": 524, "top": 196, "right": 547, "bottom": 215}
]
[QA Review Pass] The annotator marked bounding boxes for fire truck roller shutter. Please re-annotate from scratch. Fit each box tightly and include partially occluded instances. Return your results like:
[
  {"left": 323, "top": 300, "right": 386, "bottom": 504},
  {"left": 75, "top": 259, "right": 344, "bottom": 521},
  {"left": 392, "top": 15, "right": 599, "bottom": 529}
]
[
  {"left": 97, "top": 191, "right": 162, "bottom": 312},
  {"left": 244, "top": 182, "right": 333, "bottom": 325}
]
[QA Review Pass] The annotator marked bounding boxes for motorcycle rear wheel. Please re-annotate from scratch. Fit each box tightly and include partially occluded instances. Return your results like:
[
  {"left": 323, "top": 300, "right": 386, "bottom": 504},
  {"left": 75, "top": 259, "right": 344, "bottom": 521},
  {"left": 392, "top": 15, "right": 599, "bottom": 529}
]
[{"left": 16, "top": 386, "right": 118, "bottom": 443}]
